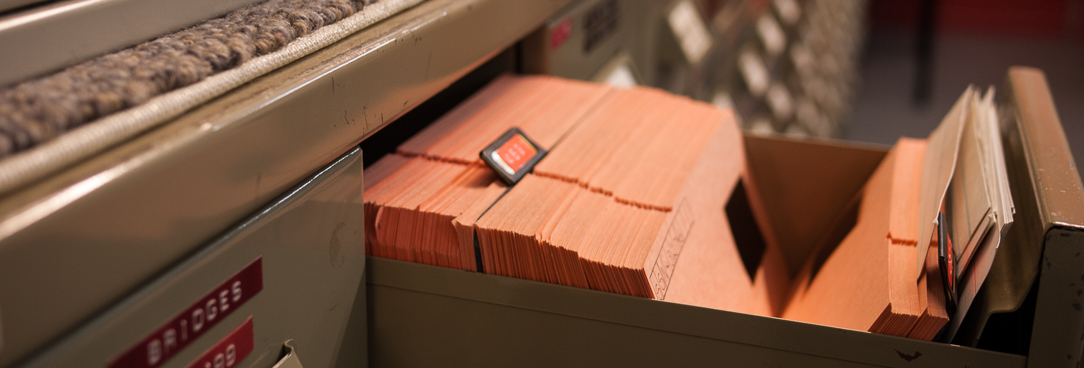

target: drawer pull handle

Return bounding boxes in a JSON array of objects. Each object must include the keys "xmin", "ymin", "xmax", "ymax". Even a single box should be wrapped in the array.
[{"xmin": 272, "ymin": 340, "xmax": 304, "ymax": 368}]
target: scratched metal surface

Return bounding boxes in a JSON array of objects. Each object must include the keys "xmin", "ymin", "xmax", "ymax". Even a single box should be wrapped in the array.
[
  {"xmin": 1028, "ymin": 228, "xmax": 1084, "ymax": 368},
  {"xmin": 1001, "ymin": 68, "xmax": 1084, "ymax": 368},
  {"xmin": 948, "ymin": 69, "xmax": 1084, "ymax": 364},
  {"xmin": 0, "ymin": 0, "xmax": 571, "ymax": 365}
]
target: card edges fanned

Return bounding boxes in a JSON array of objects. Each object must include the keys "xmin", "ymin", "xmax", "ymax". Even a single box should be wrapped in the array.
[{"xmin": 361, "ymin": 75, "xmax": 1007, "ymax": 342}]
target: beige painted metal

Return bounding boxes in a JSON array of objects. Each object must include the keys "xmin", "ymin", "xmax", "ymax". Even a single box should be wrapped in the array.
[
  {"xmin": 522, "ymin": 0, "xmax": 738, "ymax": 101},
  {"xmin": 522, "ymin": 0, "xmax": 650, "ymax": 83},
  {"xmin": 951, "ymin": 68, "xmax": 1084, "ymax": 356},
  {"xmin": 0, "ymin": 0, "xmax": 423, "ymax": 196},
  {"xmin": 1005, "ymin": 68, "xmax": 1084, "ymax": 229},
  {"xmin": 521, "ymin": 0, "xmax": 669, "ymax": 91},
  {"xmin": 0, "ymin": 0, "xmax": 571, "ymax": 366},
  {"xmin": 1000, "ymin": 67, "xmax": 1084, "ymax": 368},
  {"xmin": 0, "ymin": 0, "xmax": 264, "ymax": 87},
  {"xmin": 19, "ymin": 148, "xmax": 365, "ymax": 368},
  {"xmin": 367, "ymin": 257, "xmax": 1025, "ymax": 367},
  {"xmin": 1029, "ymin": 228, "xmax": 1084, "ymax": 368}
]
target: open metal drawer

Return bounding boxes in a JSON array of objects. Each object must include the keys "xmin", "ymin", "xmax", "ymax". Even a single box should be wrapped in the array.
[{"xmin": 365, "ymin": 68, "xmax": 1084, "ymax": 367}]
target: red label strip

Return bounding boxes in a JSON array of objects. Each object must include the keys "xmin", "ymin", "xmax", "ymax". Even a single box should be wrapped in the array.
[
  {"xmin": 110, "ymin": 258, "xmax": 264, "ymax": 368},
  {"xmin": 495, "ymin": 134, "xmax": 537, "ymax": 173},
  {"xmin": 550, "ymin": 18, "xmax": 573, "ymax": 49},
  {"xmin": 185, "ymin": 316, "xmax": 256, "ymax": 368}
]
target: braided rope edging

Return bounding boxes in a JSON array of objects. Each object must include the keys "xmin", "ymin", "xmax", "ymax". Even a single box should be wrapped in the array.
[{"xmin": 0, "ymin": 0, "xmax": 424, "ymax": 195}]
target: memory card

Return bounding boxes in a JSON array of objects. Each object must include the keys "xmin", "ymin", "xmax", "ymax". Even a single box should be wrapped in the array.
[{"xmin": 480, "ymin": 127, "xmax": 547, "ymax": 185}]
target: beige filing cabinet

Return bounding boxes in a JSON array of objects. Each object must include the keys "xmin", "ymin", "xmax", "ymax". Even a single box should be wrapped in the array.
[
  {"xmin": 0, "ymin": 0, "xmax": 577, "ymax": 367},
  {"xmin": 0, "ymin": 0, "xmax": 1080, "ymax": 366}
]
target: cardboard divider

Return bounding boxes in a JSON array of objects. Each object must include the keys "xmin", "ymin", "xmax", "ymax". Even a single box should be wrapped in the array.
[{"xmin": 742, "ymin": 135, "xmax": 887, "ymax": 277}]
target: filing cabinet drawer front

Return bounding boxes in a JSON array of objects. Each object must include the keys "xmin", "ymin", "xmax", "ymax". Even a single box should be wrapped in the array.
[
  {"xmin": 367, "ymin": 257, "xmax": 1026, "ymax": 368},
  {"xmin": 23, "ymin": 148, "xmax": 365, "ymax": 368}
]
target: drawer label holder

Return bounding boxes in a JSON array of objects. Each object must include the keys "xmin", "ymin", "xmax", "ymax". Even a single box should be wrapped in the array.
[
  {"xmin": 109, "ymin": 257, "xmax": 264, "ymax": 368},
  {"xmin": 185, "ymin": 316, "xmax": 255, "ymax": 368}
]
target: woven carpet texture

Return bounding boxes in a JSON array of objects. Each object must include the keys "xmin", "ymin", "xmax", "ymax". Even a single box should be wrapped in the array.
[{"xmin": 0, "ymin": 0, "xmax": 376, "ymax": 158}]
